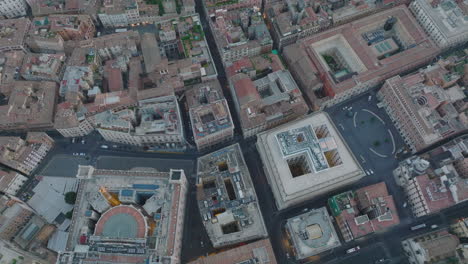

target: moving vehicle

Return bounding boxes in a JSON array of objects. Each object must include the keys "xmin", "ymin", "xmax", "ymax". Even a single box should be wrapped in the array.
[
  {"xmin": 431, "ymin": 225, "xmax": 438, "ymax": 229},
  {"xmin": 411, "ymin": 223, "xmax": 426, "ymax": 231},
  {"xmin": 346, "ymin": 246, "xmax": 360, "ymax": 254},
  {"xmin": 100, "ymin": 145, "xmax": 109, "ymax": 149}
]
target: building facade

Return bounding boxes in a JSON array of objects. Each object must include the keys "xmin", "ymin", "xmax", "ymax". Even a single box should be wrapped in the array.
[
  {"xmin": 186, "ymin": 80, "xmax": 234, "ymax": 150},
  {"xmin": 0, "ymin": 0, "xmax": 28, "ymax": 18},
  {"xmin": 410, "ymin": 0, "xmax": 468, "ymax": 50}
]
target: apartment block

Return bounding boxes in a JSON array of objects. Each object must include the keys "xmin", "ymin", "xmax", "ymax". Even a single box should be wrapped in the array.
[
  {"xmin": 140, "ymin": 15, "xmax": 217, "ymax": 92},
  {"xmin": 0, "ymin": 81, "xmax": 58, "ymax": 131},
  {"xmin": 0, "ymin": 195, "xmax": 35, "ymax": 241},
  {"xmin": 203, "ymin": 0, "xmax": 261, "ymax": 15},
  {"xmin": 0, "ymin": 50, "xmax": 26, "ymax": 95},
  {"xmin": 20, "ymin": 53, "xmax": 66, "ymax": 82},
  {"xmin": 211, "ymin": 8, "xmax": 272, "ymax": 64},
  {"xmin": 188, "ymin": 239, "xmax": 277, "ymax": 264},
  {"xmin": 328, "ymin": 182, "xmax": 400, "ymax": 242},
  {"xmin": 265, "ymin": 0, "xmax": 408, "ymax": 50},
  {"xmin": 196, "ymin": 144, "xmax": 268, "ymax": 248},
  {"xmin": 0, "ymin": 18, "xmax": 31, "ymax": 52},
  {"xmin": 98, "ymin": 0, "xmax": 196, "ymax": 28},
  {"xmin": 98, "ymin": 0, "xmax": 139, "ymax": 28},
  {"xmin": 26, "ymin": 0, "xmax": 100, "ymax": 16},
  {"xmin": 229, "ymin": 70, "xmax": 309, "ymax": 138},
  {"xmin": 80, "ymin": 31, "xmax": 140, "ymax": 61},
  {"xmin": 93, "ymin": 95, "xmax": 185, "ymax": 147},
  {"xmin": 0, "ymin": 0, "xmax": 28, "ymax": 18},
  {"xmin": 27, "ymin": 15, "xmax": 96, "ymax": 52},
  {"xmin": 410, "ymin": 0, "xmax": 468, "ymax": 50},
  {"xmin": 378, "ymin": 65, "xmax": 467, "ymax": 152},
  {"xmin": 402, "ymin": 229, "xmax": 462, "ymax": 264},
  {"xmin": 0, "ymin": 133, "xmax": 54, "ymax": 176},
  {"xmin": 0, "ymin": 170, "xmax": 28, "ymax": 196},
  {"xmin": 54, "ymin": 101, "xmax": 95, "ymax": 138},
  {"xmin": 394, "ymin": 137, "xmax": 468, "ymax": 217},
  {"xmin": 186, "ymin": 80, "xmax": 234, "ymax": 150}
]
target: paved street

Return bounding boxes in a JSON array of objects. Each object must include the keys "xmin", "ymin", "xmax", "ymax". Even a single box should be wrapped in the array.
[
  {"xmin": 39, "ymin": 154, "xmax": 91, "ymax": 177},
  {"xmin": 96, "ymin": 156, "xmax": 195, "ymax": 174}
]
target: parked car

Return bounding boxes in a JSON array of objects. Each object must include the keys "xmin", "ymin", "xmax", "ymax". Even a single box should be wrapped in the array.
[
  {"xmin": 431, "ymin": 225, "xmax": 438, "ymax": 229},
  {"xmin": 411, "ymin": 223, "xmax": 426, "ymax": 231},
  {"xmin": 346, "ymin": 246, "xmax": 360, "ymax": 254}
]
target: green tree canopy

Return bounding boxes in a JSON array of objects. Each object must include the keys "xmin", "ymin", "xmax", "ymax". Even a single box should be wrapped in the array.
[{"xmin": 64, "ymin": 192, "xmax": 77, "ymax": 204}]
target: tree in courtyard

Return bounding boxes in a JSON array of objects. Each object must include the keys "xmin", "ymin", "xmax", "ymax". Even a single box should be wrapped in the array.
[
  {"xmin": 65, "ymin": 210, "xmax": 74, "ymax": 219},
  {"xmin": 65, "ymin": 191, "xmax": 77, "ymax": 204}
]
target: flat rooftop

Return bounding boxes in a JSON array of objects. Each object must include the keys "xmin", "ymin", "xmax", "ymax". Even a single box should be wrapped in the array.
[
  {"xmin": 186, "ymin": 80, "xmax": 233, "ymax": 141},
  {"xmin": 257, "ymin": 112, "xmax": 364, "ymax": 209},
  {"xmin": 0, "ymin": 81, "xmax": 57, "ymax": 130},
  {"xmin": 414, "ymin": 0, "xmax": 468, "ymax": 39},
  {"xmin": 188, "ymin": 238, "xmax": 277, "ymax": 264},
  {"xmin": 196, "ymin": 143, "xmax": 268, "ymax": 248},
  {"xmin": 286, "ymin": 207, "xmax": 341, "ymax": 259},
  {"xmin": 0, "ymin": 18, "xmax": 30, "ymax": 51}
]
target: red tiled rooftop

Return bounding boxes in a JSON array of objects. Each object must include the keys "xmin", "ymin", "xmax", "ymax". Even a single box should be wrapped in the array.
[
  {"xmin": 339, "ymin": 182, "xmax": 400, "ymax": 240},
  {"xmin": 299, "ymin": 5, "xmax": 439, "ymax": 96},
  {"xmin": 226, "ymin": 58, "xmax": 254, "ymax": 77},
  {"xmin": 233, "ymin": 77, "xmax": 260, "ymax": 105},
  {"xmin": 416, "ymin": 174, "xmax": 455, "ymax": 213},
  {"xmin": 105, "ymin": 60, "xmax": 124, "ymax": 92}
]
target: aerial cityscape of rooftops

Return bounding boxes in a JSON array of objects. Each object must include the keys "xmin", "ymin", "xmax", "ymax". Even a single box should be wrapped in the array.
[{"xmin": 0, "ymin": 0, "xmax": 467, "ymax": 263}]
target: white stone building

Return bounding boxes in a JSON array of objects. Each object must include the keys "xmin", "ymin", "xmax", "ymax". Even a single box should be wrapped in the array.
[
  {"xmin": 410, "ymin": 0, "xmax": 468, "ymax": 50},
  {"xmin": 0, "ymin": 0, "xmax": 27, "ymax": 18}
]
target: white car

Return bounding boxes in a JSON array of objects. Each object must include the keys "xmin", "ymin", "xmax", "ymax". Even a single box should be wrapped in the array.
[
  {"xmin": 81, "ymin": 139, "xmax": 85, "ymax": 144},
  {"xmin": 431, "ymin": 225, "xmax": 438, "ymax": 229},
  {"xmin": 80, "ymin": 153, "xmax": 86, "ymax": 156},
  {"xmin": 72, "ymin": 153, "xmax": 78, "ymax": 156},
  {"xmin": 369, "ymin": 169, "xmax": 374, "ymax": 174},
  {"xmin": 346, "ymin": 246, "xmax": 360, "ymax": 254},
  {"xmin": 365, "ymin": 170, "xmax": 371, "ymax": 176}
]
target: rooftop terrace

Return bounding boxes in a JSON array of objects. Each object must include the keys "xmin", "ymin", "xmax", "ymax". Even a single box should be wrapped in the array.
[{"xmin": 196, "ymin": 144, "xmax": 267, "ymax": 247}]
